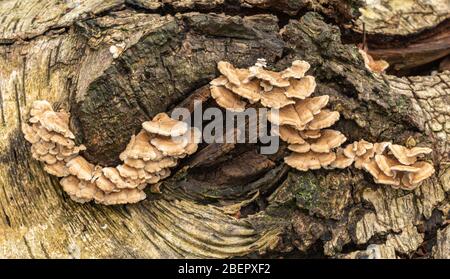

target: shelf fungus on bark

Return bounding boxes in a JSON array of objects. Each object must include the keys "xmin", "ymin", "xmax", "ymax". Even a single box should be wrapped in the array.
[
  {"xmin": 284, "ymin": 151, "xmax": 337, "ymax": 171},
  {"xmin": 22, "ymin": 100, "xmax": 199, "ymax": 205},
  {"xmin": 333, "ymin": 140, "xmax": 435, "ymax": 190},
  {"xmin": 358, "ymin": 49, "xmax": 389, "ymax": 74},
  {"xmin": 142, "ymin": 112, "xmax": 188, "ymax": 137},
  {"xmin": 210, "ymin": 85, "xmax": 247, "ymax": 112},
  {"xmin": 22, "ymin": 107, "xmax": 85, "ymax": 178},
  {"xmin": 260, "ymin": 88, "xmax": 296, "ymax": 109},
  {"xmin": 210, "ymin": 60, "xmax": 346, "ymax": 172},
  {"xmin": 210, "ymin": 59, "xmax": 317, "ymax": 111},
  {"xmin": 209, "ymin": 60, "xmax": 435, "ymax": 191}
]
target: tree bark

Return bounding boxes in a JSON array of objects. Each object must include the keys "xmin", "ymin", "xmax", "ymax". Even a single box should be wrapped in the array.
[{"xmin": 0, "ymin": 0, "xmax": 448, "ymax": 258}]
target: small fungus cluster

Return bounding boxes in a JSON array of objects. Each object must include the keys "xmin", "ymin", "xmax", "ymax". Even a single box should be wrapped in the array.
[
  {"xmin": 22, "ymin": 101, "xmax": 199, "ymax": 205},
  {"xmin": 210, "ymin": 60, "xmax": 435, "ymax": 190},
  {"xmin": 334, "ymin": 140, "xmax": 435, "ymax": 190},
  {"xmin": 358, "ymin": 49, "xmax": 389, "ymax": 74}
]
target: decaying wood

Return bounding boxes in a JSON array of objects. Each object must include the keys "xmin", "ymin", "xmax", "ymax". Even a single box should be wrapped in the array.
[
  {"xmin": 350, "ymin": 0, "xmax": 450, "ymax": 75},
  {"xmin": 354, "ymin": 0, "xmax": 449, "ymax": 36},
  {"xmin": 367, "ymin": 28, "xmax": 450, "ymax": 73},
  {"xmin": 433, "ymin": 226, "xmax": 450, "ymax": 259},
  {"xmin": 0, "ymin": 0, "xmax": 448, "ymax": 258}
]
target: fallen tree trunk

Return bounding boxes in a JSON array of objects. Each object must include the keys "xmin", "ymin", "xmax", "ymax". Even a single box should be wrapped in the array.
[{"xmin": 0, "ymin": 0, "xmax": 448, "ymax": 258}]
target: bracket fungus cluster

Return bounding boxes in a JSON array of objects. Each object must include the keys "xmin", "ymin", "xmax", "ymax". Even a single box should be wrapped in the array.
[
  {"xmin": 210, "ymin": 60, "xmax": 435, "ymax": 190},
  {"xmin": 334, "ymin": 140, "xmax": 435, "ymax": 190},
  {"xmin": 22, "ymin": 101, "xmax": 86, "ymax": 177},
  {"xmin": 22, "ymin": 101, "xmax": 199, "ymax": 205},
  {"xmin": 210, "ymin": 59, "xmax": 344, "ymax": 171}
]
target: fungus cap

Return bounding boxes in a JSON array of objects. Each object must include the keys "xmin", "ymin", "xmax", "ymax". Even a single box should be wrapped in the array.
[
  {"xmin": 36, "ymin": 125, "xmax": 53, "ymax": 141},
  {"xmin": 30, "ymin": 100, "xmax": 53, "ymax": 117},
  {"xmin": 210, "ymin": 85, "xmax": 247, "ymax": 112},
  {"xmin": 119, "ymin": 131, "xmax": 163, "ymax": 161},
  {"xmin": 39, "ymin": 110, "xmax": 75, "ymax": 139},
  {"xmin": 151, "ymin": 135, "xmax": 189, "ymax": 157},
  {"xmin": 260, "ymin": 80, "xmax": 273, "ymax": 92},
  {"xmin": 40, "ymin": 153, "xmax": 58, "ymax": 164},
  {"xmin": 330, "ymin": 149, "xmax": 354, "ymax": 169},
  {"xmin": 359, "ymin": 49, "xmax": 389, "ymax": 74},
  {"xmin": 260, "ymin": 87, "xmax": 295, "ymax": 109},
  {"xmin": 144, "ymin": 157, "xmax": 178, "ymax": 173},
  {"xmin": 22, "ymin": 123, "xmax": 40, "ymax": 144},
  {"xmin": 66, "ymin": 156, "xmax": 95, "ymax": 181},
  {"xmin": 281, "ymin": 60, "xmax": 310, "ymax": 79},
  {"xmin": 285, "ymin": 76, "xmax": 316, "ymax": 99},
  {"xmin": 60, "ymin": 176, "xmax": 83, "ymax": 199},
  {"xmin": 354, "ymin": 140, "xmax": 374, "ymax": 156},
  {"xmin": 102, "ymin": 167, "xmax": 142, "ymax": 189},
  {"xmin": 267, "ymin": 105, "xmax": 303, "ymax": 129},
  {"xmin": 117, "ymin": 164, "xmax": 141, "ymax": 180},
  {"xmin": 124, "ymin": 157, "xmax": 146, "ymax": 169},
  {"xmin": 373, "ymin": 142, "xmax": 390, "ymax": 155},
  {"xmin": 225, "ymin": 79, "xmax": 261, "ymax": 103},
  {"xmin": 288, "ymin": 143, "xmax": 310, "ymax": 153},
  {"xmin": 374, "ymin": 154, "xmax": 399, "ymax": 177},
  {"xmin": 217, "ymin": 61, "xmax": 251, "ymax": 86},
  {"xmin": 299, "ymin": 130, "xmax": 321, "ymax": 139},
  {"xmin": 49, "ymin": 133, "xmax": 75, "ymax": 148},
  {"xmin": 93, "ymin": 173, "xmax": 118, "ymax": 193},
  {"xmin": 284, "ymin": 151, "xmax": 336, "ymax": 171},
  {"xmin": 388, "ymin": 144, "xmax": 431, "ymax": 165},
  {"xmin": 407, "ymin": 147, "xmax": 433, "ymax": 157},
  {"xmin": 61, "ymin": 177, "xmax": 105, "ymax": 203},
  {"xmin": 408, "ymin": 161, "xmax": 435, "ymax": 184},
  {"xmin": 306, "ymin": 109, "xmax": 340, "ymax": 130},
  {"xmin": 390, "ymin": 165, "xmax": 421, "ymax": 173},
  {"xmin": 209, "ymin": 75, "xmax": 229, "ymax": 86},
  {"xmin": 142, "ymin": 112, "xmax": 188, "ymax": 137},
  {"xmin": 363, "ymin": 160, "xmax": 400, "ymax": 186},
  {"xmin": 274, "ymin": 125, "xmax": 306, "ymax": 144},
  {"xmin": 310, "ymin": 129, "xmax": 347, "ymax": 153},
  {"xmin": 182, "ymin": 127, "xmax": 202, "ymax": 156},
  {"xmin": 344, "ymin": 140, "xmax": 373, "ymax": 158},
  {"xmin": 59, "ymin": 145, "xmax": 86, "ymax": 158},
  {"xmin": 44, "ymin": 161, "xmax": 69, "ymax": 177},
  {"xmin": 101, "ymin": 189, "xmax": 146, "ymax": 205},
  {"xmin": 249, "ymin": 66, "xmax": 290, "ymax": 87},
  {"xmin": 293, "ymin": 95, "xmax": 329, "ymax": 126},
  {"xmin": 354, "ymin": 148, "xmax": 376, "ymax": 169},
  {"xmin": 31, "ymin": 140, "xmax": 54, "ymax": 156}
]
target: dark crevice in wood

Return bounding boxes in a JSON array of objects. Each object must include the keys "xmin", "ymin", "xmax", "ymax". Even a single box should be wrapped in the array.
[
  {"xmin": 13, "ymin": 83, "xmax": 22, "ymax": 128},
  {"xmin": 21, "ymin": 55, "xmax": 26, "ymax": 106},
  {"xmin": 413, "ymin": 209, "xmax": 445, "ymax": 258},
  {"xmin": 341, "ymin": 19, "xmax": 450, "ymax": 77}
]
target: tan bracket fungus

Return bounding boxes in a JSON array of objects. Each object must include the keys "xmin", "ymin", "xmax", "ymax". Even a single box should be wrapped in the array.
[
  {"xmin": 210, "ymin": 59, "xmax": 345, "ymax": 172},
  {"xmin": 333, "ymin": 140, "xmax": 435, "ymax": 190},
  {"xmin": 358, "ymin": 49, "xmax": 389, "ymax": 74},
  {"xmin": 22, "ymin": 101, "xmax": 199, "ymax": 205},
  {"xmin": 209, "ymin": 59, "xmax": 435, "ymax": 190}
]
